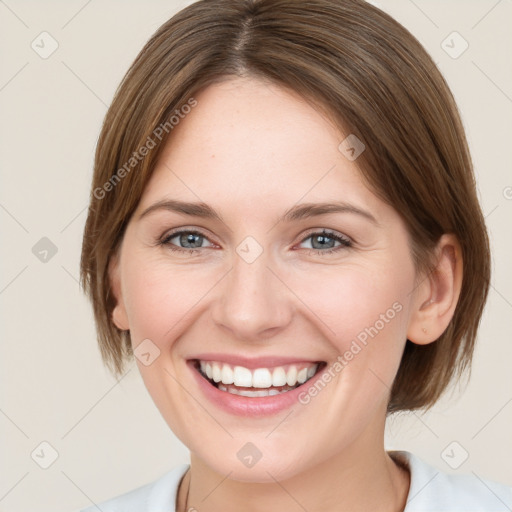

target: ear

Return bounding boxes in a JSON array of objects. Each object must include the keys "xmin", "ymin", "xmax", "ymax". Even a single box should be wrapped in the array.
[
  {"xmin": 109, "ymin": 251, "xmax": 130, "ymax": 331},
  {"xmin": 407, "ymin": 234, "xmax": 463, "ymax": 345}
]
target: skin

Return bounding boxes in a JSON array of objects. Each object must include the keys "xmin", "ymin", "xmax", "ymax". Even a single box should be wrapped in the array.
[{"xmin": 110, "ymin": 76, "xmax": 462, "ymax": 512}]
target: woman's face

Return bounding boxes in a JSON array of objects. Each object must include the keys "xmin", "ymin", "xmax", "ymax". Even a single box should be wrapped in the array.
[{"xmin": 111, "ymin": 77, "xmax": 422, "ymax": 482}]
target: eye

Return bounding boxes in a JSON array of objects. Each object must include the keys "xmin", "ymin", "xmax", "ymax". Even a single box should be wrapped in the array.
[
  {"xmin": 158, "ymin": 228, "xmax": 352, "ymax": 256},
  {"xmin": 298, "ymin": 229, "xmax": 352, "ymax": 255},
  {"xmin": 159, "ymin": 229, "xmax": 214, "ymax": 254}
]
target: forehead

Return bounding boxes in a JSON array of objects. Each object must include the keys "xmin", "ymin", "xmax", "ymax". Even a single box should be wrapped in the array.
[{"xmin": 138, "ymin": 77, "xmax": 382, "ymax": 218}]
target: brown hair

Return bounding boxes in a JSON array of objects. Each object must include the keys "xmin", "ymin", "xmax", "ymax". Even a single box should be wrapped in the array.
[{"xmin": 80, "ymin": 0, "xmax": 490, "ymax": 413}]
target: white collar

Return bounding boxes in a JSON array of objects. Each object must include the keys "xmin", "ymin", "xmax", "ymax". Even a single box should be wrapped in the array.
[
  {"xmin": 81, "ymin": 451, "xmax": 512, "ymax": 511},
  {"xmin": 390, "ymin": 450, "xmax": 511, "ymax": 511}
]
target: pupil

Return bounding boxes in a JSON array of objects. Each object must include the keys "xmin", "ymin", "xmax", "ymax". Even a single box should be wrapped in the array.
[
  {"xmin": 313, "ymin": 234, "xmax": 333, "ymax": 249},
  {"xmin": 182, "ymin": 233, "xmax": 201, "ymax": 248}
]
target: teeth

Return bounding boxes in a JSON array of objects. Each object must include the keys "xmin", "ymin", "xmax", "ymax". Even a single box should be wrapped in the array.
[
  {"xmin": 272, "ymin": 367, "xmax": 287, "ymax": 387},
  {"xmin": 252, "ymin": 368, "xmax": 272, "ymax": 388},
  {"xmin": 199, "ymin": 360, "xmax": 320, "ymax": 391},
  {"xmin": 212, "ymin": 363, "xmax": 222, "ymax": 383},
  {"xmin": 286, "ymin": 366, "xmax": 297, "ymax": 386},
  {"xmin": 233, "ymin": 366, "xmax": 253, "ymax": 387},
  {"xmin": 221, "ymin": 364, "xmax": 234, "ymax": 384},
  {"xmin": 218, "ymin": 384, "xmax": 290, "ymax": 397},
  {"xmin": 297, "ymin": 368, "xmax": 308, "ymax": 384}
]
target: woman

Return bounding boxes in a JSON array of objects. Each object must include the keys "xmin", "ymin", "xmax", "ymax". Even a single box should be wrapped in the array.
[{"xmin": 78, "ymin": 0, "xmax": 511, "ymax": 510}]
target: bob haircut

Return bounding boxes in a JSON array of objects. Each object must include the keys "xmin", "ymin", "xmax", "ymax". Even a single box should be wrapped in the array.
[{"xmin": 80, "ymin": 0, "xmax": 490, "ymax": 413}]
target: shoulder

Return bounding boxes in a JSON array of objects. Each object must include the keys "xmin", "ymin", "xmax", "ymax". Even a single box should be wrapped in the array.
[
  {"xmin": 389, "ymin": 450, "xmax": 512, "ymax": 512},
  {"xmin": 76, "ymin": 464, "xmax": 189, "ymax": 512}
]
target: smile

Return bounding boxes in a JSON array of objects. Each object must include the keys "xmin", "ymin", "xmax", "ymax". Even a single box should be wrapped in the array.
[{"xmin": 194, "ymin": 360, "xmax": 325, "ymax": 397}]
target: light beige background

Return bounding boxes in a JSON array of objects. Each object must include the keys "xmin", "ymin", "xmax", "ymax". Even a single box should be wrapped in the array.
[{"xmin": 0, "ymin": 1, "xmax": 511, "ymax": 511}]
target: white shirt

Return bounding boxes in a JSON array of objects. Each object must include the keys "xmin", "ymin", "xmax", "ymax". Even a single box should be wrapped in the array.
[{"xmin": 75, "ymin": 451, "xmax": 512, "ymax": 511}]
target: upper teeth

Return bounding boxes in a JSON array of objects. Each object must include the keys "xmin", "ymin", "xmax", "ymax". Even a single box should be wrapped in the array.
[{"xmin": 199, "ymin": 361, "xmax": 318, "ymax": 388}]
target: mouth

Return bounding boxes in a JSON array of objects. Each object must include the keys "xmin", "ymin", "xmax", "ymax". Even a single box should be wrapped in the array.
[{"xmin": 191, "ymin": 359, "xmax": 327, "ymax": 398}]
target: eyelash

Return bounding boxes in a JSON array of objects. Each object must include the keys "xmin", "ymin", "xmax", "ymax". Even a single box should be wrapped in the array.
[{"xmin": 158, "ymin": 228, "xmax": 352, "ymax": 256}]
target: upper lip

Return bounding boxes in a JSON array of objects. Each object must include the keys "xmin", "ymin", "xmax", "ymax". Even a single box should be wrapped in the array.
[{"xmin": 188, "ymin": 353, "xmax": 324, "ymax": 369}]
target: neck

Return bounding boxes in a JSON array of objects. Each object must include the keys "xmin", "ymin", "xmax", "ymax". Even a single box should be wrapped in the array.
[{"xmin": 177, "ymin": 421, "xmax": 410, "ymax": 512}]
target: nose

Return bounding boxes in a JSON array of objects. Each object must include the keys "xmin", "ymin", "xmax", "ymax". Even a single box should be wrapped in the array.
[{"xmin": 210, "ymin": 246, "xmax": 293, "ymax": 341}]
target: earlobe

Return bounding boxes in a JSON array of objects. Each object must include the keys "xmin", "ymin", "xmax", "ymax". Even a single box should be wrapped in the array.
[
  {"xmin": 407, "ymin": 234, "xmax": 463, "ymax": 345},
  {"xmin": 112, "ymin": 302, "xmax": 129, "ymax": 331},
  {"xmin": 109, "ymin": 253, "xmax": 130, "ymax": 331}
]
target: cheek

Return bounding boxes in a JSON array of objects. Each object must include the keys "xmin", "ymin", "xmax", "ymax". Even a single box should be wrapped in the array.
[
  {"xmin": 288, "ymin": 258, "xmax": 415, "ymax": 408},
  {"xmin": 289, "ymin": 264, "xmax": 414, "ymax": 431},
  {"xmin": 292, "ymin": 262, "xmax": 413, "ymax": 345},
  {"xmin": 119, "ymin": 258, "xmax": 217, "ymax": 431},
  {"xmin": 120, "ymin": 257, "xmax": 220, "ymax": 344}
]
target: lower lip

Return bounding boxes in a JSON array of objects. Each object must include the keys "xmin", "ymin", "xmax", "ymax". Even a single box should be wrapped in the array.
[{"xmin": 188, "ymin": 361, "xmax": 321, "ymax": 416}]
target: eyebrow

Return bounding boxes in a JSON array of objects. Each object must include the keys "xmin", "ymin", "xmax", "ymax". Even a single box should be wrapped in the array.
[{"xmin": 138, "ymin": 199, "xmax": 379, "ymax": 226}]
